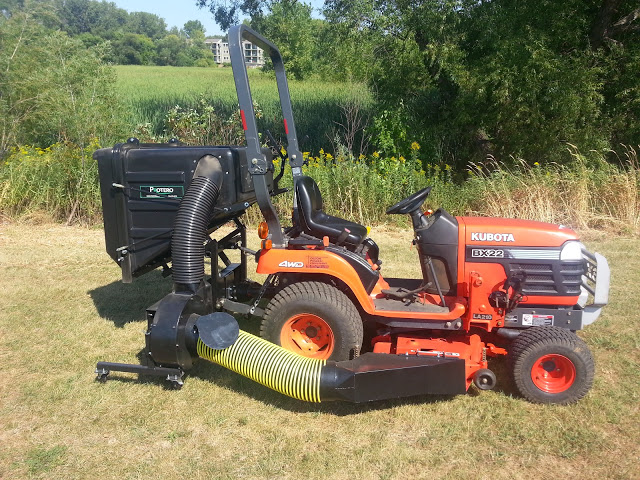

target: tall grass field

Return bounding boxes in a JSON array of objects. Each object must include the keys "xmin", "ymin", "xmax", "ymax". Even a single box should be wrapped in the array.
[
  {"xmin": 0, "ymin": 65, "xmax": 638, "ymax": 233},
  {"xmin": 0, "ymin": 224, "xmax": 637, "ymax": 479},
  {"xmin": 114, "ymin": 65, "xmax": 373, "ymax": 154}
]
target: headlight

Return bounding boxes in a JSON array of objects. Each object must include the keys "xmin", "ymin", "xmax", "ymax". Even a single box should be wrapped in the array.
[{"xmin": 560, "ymin": 241, "xmax": 583, "ymax": 261}]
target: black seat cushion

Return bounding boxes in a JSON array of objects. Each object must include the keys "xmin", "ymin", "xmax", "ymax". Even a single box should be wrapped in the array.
[{"xmin": 295, "ymin": 176, "xmax": 367, "ymax": 247}]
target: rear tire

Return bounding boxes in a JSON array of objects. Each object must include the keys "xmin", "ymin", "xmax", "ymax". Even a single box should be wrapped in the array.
[
  {"xmin": 508, "ymin": 326, "xmax": 594, "ymax": 404},
  {"xmin": 260, "ymin": 281, "xmax": 363, "ymax": 361}
]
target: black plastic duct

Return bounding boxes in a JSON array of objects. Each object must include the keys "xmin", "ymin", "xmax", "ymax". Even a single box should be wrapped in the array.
[{"xmin": 171, "ymin": 155, "xmax": 223, "ymax": 293}]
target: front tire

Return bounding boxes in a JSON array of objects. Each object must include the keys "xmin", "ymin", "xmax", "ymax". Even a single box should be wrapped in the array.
[
  {"xmin": 508, "ymin": 326, "xmax": 594, "ymax": 404},
  {"xmin": 260, "ymin": 281, "xmax": 363, "ymax": 361}
]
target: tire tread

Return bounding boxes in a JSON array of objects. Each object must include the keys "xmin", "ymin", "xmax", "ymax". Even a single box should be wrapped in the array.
[
  {"xmin": 260, "ymin": 281, "xmax": 363, "ymax": 361},
  {"xmin": 508, "ymin": 326, "xmax": 594, "ymax": 404}
]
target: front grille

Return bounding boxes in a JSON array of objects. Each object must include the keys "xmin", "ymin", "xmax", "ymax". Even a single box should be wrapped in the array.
[{"xmin": 508, "ymin": 260, "xmax": 585, "ymax": 296}]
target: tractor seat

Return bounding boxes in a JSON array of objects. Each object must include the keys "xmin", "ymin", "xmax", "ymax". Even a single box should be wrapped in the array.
[{"xmin": 295, "ymin": 176, "xmax": 368, "ymax": 248}]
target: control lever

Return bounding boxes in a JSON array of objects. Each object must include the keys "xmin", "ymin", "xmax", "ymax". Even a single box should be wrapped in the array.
[{"xmin": 335, "ymin": 228, "xmax": 351, "ymax": 246}]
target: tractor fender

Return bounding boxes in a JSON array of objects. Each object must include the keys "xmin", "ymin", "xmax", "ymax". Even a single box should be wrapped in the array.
[{"xmin": 256, "ymin": 248, "xmax": 376, "ymax": 312}]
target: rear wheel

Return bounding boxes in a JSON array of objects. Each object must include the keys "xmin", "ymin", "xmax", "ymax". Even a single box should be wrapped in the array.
[
  {"xmin": 508, "ymin": 326, "xmax": 594, "ymax": 404},
  {"xmin": 261, "ymin": 281, "xmax": 363, "ymax": 361}
]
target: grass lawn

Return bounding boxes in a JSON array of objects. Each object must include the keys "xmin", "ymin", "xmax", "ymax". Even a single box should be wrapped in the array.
[{"xmin": 0, "ymin": 223, "xmax": 638, "ymax": 479}]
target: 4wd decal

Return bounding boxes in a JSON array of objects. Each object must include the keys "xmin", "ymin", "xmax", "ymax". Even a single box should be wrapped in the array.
[
  {"xmin": 278, "ymin": 260, "xmax": 304, "ymax": 268},
  {"xmin": 471, "ymin": 232, "xmax": 515, "ymax": 242},
  {"xmin": 140, "ymin": 185, "xmax": 184, "ymax": 199}
]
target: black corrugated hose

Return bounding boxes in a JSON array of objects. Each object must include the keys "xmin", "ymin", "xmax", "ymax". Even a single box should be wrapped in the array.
[{"xmin": 171, "ymin": 155, "xmax": 223, "ymax": 293}]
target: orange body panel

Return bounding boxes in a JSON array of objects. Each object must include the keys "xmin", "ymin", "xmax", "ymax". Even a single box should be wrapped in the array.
[
  {"xmin": 257, "ymin": 248, "xmax": 375, "ymax": 310},
  {"xmin": 258, "ymin": 215, "xmax": 582, "ymax": 330},
  {"xmin": 455, "ymin": 216, "xmax": 581, "ymax": 330},
  {"xmin": 457, "ymin": 216, "xmax": 579, "ymax": 247},
  {"xmin": 257, "ymin": 247, "xmax": 466, "ymax": 319}
]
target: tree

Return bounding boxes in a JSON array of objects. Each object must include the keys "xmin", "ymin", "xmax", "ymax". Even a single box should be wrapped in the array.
[
  {"xmin": 126, "ymin": 11, "xmax": 167, "ymax": 40},
  {"xmin": 54, "ymin": 0, "xmax": 128, "ymax": 38},
  {"xmin": 113, "ymin": 33, "xmax": 157, "ymax": 65},
  {"xmin": 0, "ymin": 5, "xmax": 124, "ymax": 150},
  {"xmin": 183, "ymin": 19, "xmax": 206, "ymax": 38},
  {"xmin": 323, "ymin": 0, "xmax": 640, "ymax": 165},
  {"xmin": 590, "ymin": 0, "xmax": 640, "ymax": 49},
  {"xmin": 196, "ymin": 0, "xmax": 268, "ymax": 30},
  {"xmin": 251, "ymin": 0, "xmax": 315, "ymax": 79},
  {"xmin": 0, "ymin": 0, "xmax": 24, "ymax": 15},
  {"xmin": 155, "ymin": 34, "xmax": 188, "ymax": 66}
]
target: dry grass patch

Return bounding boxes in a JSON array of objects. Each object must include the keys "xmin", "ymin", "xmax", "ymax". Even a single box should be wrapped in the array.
[{"xmin": 0, "ymin": 224, "xmax": 638, "ymax": 480}]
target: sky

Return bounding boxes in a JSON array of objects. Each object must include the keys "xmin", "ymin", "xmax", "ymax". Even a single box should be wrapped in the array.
[{"xmin": 110, "ymin": 0, "xmax": 325, "ymax": 37}]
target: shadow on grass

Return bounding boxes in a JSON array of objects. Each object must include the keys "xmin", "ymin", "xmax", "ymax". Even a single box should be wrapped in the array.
[
  {"xmin": 95, "ymin": 341, "xmax": 522, "ymax": 414},
  {"xmin": 88, "ymin": 270, "xmax": 172, "ymax": 327}
]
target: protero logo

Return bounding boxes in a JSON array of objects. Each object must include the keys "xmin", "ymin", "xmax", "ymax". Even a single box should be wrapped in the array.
[
  {"xmin": 141, "ymin": 185, "xmax": 184, "ymax": 199},
  {"xmin": 149, "ymin": 186, "xmax": 174, "ymax": 194}
]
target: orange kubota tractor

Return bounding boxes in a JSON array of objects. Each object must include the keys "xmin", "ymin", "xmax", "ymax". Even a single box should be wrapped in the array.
[{"xmin": 94, "ymin": 26, "xmax": 609, "ymax": 405}]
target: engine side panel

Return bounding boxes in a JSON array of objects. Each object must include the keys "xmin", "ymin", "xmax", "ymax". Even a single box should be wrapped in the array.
[{"xmin": 457, "ymin": 217, "xmax": 584, "ymax": 330}]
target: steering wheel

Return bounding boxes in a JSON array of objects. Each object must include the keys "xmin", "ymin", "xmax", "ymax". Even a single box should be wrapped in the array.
[{"xmin": 386, "ymin": 187, "xmax": 432, "ymax": 215}]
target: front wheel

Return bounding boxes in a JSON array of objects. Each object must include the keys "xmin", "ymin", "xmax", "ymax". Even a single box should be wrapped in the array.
[
  {"xmin": 508, "ymin": 326, "xmax": 594, "ymax": 404},
  {"xmin": 260, "ymin": 281, "xmax": 363, "ymax": 361}
]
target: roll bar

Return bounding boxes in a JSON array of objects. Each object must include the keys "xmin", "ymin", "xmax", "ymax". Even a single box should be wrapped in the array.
[{"xmin": 228, "ymin": 25, "xmax": 304, "ymax": 246}]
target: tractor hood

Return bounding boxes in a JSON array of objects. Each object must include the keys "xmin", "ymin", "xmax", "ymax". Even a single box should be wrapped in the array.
[{"xmin": 457, "ymin": 217, "xmax": 579, "ymax": 248}]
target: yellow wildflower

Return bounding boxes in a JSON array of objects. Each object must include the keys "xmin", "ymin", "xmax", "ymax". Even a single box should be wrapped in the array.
[
  {"xmin": 372, "ymin": 151, "xmax": 380, "ymax": 158},
  {"xmin": 411, "ymin": 141, "xmax": 420, "ymax": 151}
]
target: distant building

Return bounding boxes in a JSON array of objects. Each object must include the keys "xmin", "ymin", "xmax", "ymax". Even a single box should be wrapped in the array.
[{"xmin": 204, "ymin": 38, "xmax": 265, "ymax": 67}]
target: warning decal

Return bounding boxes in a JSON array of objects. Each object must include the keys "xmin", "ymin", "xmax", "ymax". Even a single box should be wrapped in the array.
[{"xmin": 308, "ymin": 256, "xmax": 329, "ymax": 269}]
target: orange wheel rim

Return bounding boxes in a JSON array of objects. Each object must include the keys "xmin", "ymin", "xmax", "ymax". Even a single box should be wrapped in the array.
[
  {"xmin": 280, "ymin": 313, "xmax": 335, "ymax": 360},
  {"xmin": 531, "ymin": 354, "xmax": 576, "ymax": 393}
]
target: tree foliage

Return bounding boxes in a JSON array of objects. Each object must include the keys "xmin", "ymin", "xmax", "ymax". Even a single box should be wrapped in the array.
[
  {"xmin": 43, "ymin": 0, "xmax": 216, "ymax": 67},
  {"xmin": 322, "ymin": 0, "xmax": 640, "ymax": 166},
  {"xmin": 251, "ymin": 0, "xmax": 316, "ymax": 79},
  {"xmin": 0, "ymin": 2, "xmax": 125, "ymax": 151}
]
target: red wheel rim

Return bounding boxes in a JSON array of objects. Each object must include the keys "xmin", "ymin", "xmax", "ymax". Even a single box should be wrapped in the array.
[
  {"xmin": 531, "ymin": 354, "xmax": 576, "ymax": 393},
  {"xmin": 280, "ymin": 313, "xmax": 335, "ymax": 360}
]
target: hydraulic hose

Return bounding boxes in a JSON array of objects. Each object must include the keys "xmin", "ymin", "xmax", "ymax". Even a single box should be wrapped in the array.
[{"xmin": 171, "ymin": 155, "xmax": 223, "ymax": 293}]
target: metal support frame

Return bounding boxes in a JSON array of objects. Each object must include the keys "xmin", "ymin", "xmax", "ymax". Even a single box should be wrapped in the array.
[{"xmin": 228, "ymin": 25, "xmax": 303, "ymax": 247}]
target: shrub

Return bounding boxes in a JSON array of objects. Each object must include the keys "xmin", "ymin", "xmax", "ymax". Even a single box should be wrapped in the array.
[
  {"xmin": 0, "ymin": 141, "xmax": 102, "ymax": 224},
  {"xmin": 0, "ymin": 7, "xmax": 127, "ymax": 152}
]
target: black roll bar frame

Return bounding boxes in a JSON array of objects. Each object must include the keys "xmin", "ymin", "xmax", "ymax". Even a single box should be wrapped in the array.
[{"xmin": 228, "ymin": 25, "xmax": 303, "ymax": 247}]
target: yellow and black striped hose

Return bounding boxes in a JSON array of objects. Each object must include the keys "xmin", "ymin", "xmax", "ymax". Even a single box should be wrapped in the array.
[{"xmin": 197, "ymin": 330, "xmax": 326, "ymax": 403}]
